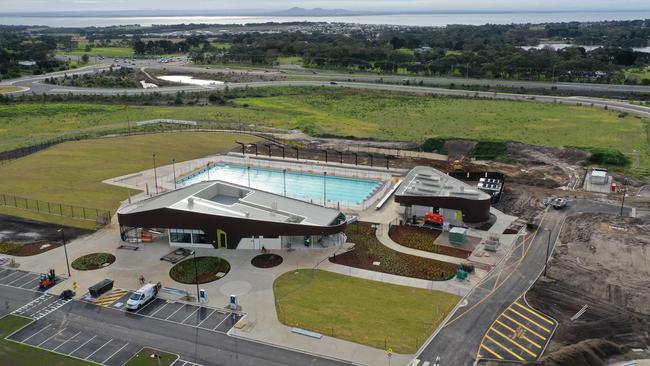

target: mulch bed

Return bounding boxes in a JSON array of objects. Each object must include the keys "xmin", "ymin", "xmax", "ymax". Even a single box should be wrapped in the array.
[
  {"xmin": 251, "ymin": 253, "xmax": 283, "ymax": 268},
  {"xmin": 0, "ymin": 241, "xmax": 63, "ymax": 256},
  {"xmin": 388, "ymin": 225, "xmax": 472, "ymax": 259},
  {"xmin": 169, "ymin": 256, "xmax": 230, "ymax": 284},
  {"xmin": 331, "ymin": 222, "xmax": 458, "ymax": 281},
  {"xmin": 71, "ymin": 252, "xmax": 116, "ymax": 271}
]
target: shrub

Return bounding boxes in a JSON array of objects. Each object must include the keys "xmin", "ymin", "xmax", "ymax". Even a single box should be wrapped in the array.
[
  {"xmin": 472, "ymin": 140, "xmax": 508, "ymax": 160},
  {"xmin": 587, "ymin": 148, "xmax": 630, "ymax": 166},
  {"xmin": 420, "ymin": 137, "xmax": 448, "ymax": 153}
]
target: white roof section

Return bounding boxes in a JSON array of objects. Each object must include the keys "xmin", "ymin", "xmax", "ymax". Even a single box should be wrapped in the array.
[
  {"xmin": 591, "ymin": 169, "xmax": 608, "ymax": 177},
  {"xmin": 118, "ymin": 180, "xmax": 342, "ymax": 226},
  {"xmin": 396, "ymin": 166, "xmax": 491, "ymax": 201}
]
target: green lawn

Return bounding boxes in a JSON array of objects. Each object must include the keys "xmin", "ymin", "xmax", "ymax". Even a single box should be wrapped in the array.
[
  {"xmin": 624, "ymin": 66, "xmax": 650, "ymax": 83},
  {"xmin": 274, "ymin": 269, "xmax": 460, "ymax": 353},
  {"xmin": 0, "ymin": 132, "xmax": 257, "ymax": 228},
  {"xmin": 124, "ymin": 347, "xmax": 177, "ymax": 366},
  {"xmin": 0, "ymin": 315, "xmax": 93, "ymax": 366},
  {"xmin": 277, "ymin": 56, "xmax": 303, "ymax": 65}
]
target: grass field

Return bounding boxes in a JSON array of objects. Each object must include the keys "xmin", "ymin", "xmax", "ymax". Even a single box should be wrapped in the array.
[
  {"xmin": 0, "ymin": 86, "xmax": 21, "ymax": 94},
  {"xmin": 277, "ymin": 56, "xmax": 303, "ymax": 65},
  {"xmin": 1, "ymin": 88, "xmax": 647, "ymax": 172},
  {"xmin": 0, "ymin": 132, "xmax": 257, "ymax": 228},
  {"xmin": 0, "ymin": 315, "xmax": 93, "ymax": 366},
  {"xmin": 57, "ymin": 46, "xmax": 135, "ymax": 58},
  {"xmin": 274, "ymin": 269, "xmax": 460, "ymax": 353},
  {"xmin": 124, "ymin": 347, "xmax": 177, "ymax": 366}
]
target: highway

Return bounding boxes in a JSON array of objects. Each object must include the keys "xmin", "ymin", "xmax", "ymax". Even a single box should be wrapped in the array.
[{"xmin": 413, "ymin": 200, "xmax": 631, "ymax": 366}]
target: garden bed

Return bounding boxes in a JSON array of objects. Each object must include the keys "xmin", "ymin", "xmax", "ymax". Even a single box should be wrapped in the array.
[
  {"xmin": 169, "ymin": 256, "xmax": 230, "ymax": 284},
  {"xmin": 71, "ymin": 253, "xmax": 115, "ymax": 271},
  {"xmin": 388, "ymin": 225, "xmax": 472, "ymax": 259},
  {"xmin": 331, "ymin": 222, "xmax": 458, "ymax": 281},
  {"xmin": 251, "ymin": 253, "xmax": 283, "ymax": 268}
]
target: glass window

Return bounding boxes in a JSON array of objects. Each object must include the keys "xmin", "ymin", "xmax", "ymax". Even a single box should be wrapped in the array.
[
  {"xmin": 192, "ymin": 229, "xmax": 207, "ymax": 244},
  {"xmin": 170, "ymin": 228, "xmax": 192, "ymax": 243}
]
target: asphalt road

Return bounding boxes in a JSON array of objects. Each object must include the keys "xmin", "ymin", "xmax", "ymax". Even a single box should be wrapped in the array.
[
  {"xmin": 0, "ymin": 285, "xmax": 352, "ymax": 366},
  {"xmin": 415, "ymin": 200, "xmax": 631, "ymax": 366}
]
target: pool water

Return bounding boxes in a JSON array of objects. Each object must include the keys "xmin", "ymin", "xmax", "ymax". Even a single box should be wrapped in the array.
[{"xmin": 178, "ymin": 164, "xmax": 382, "ymax": 206}]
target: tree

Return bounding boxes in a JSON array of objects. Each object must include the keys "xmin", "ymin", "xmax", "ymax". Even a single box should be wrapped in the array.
[
  {"xmin": 390, "ymin": 37, "xmax": 406, "ymax": 50},
  {"xmin": 81, "ymin": 54, "xmax": 90, "ymax": 64}
]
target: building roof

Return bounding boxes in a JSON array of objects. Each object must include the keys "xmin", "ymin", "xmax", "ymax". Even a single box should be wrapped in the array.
[
  {"xmin": 396, "ymin": 166, "xmax": 491, "ymax": 201},
  {"xmin": 591, "ymin": 169, "xmax": 608, "ymax": 177},
  {"xmin": 118, "ymin": 180, "xmax": 343, "ymax": 227}
]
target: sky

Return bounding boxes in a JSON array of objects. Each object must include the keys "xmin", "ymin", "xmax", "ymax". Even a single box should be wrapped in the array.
[{"xmin": 1, "ymin": 0, "xmax": 649, "ymax": 13}]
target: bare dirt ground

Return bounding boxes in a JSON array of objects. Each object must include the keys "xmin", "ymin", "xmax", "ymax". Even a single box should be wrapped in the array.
[
  {"xmin": 0, "ymin": 214, "xmax": 92, "ymax": 256},
  {"xmin": 526, "ymin": 213, "xmax": 650, "ymax": 365}
]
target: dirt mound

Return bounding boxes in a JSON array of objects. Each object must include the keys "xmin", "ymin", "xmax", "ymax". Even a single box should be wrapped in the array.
[
  {"xmin": 444, "ymin": 139, "xmax": 477, "ymax": 161},
  {"xmin": 530, "ymin": 339, "xmax": 622, "ymax": 366},
  {"xmin": 493, "ymin": 186, "xmax": 545, "ymax": 221},
  {"xmin": 507, "ymin": 142, "xmax": 589, "ymax": 165}
]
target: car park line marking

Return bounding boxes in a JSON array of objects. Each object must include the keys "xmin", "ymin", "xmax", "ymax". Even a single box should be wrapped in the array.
[
  {"xmin": 196, "ymin": 309, "xmax": 216, "ymax": 327},
  {"xmin": 181, "ymin": 307, "xmax": 201, "ymax": 324},
  {"xmin": 213, "ymin": 313, "xmax": 232, "ymax": 330},
  {"xmin": 71, "ymin": 335, "xmax": 96, "ymax": 355},
  {"xmin": 3, "ymin": 271, "xmax": 27, "ymax": 283},
  {"xmin": 408, "ymin": 359, "xmax": 420, "ymax": 366},
  {"xmin": 86, "ymin": 338, "xmax": 113, "ymax": 360},
  {"xmin": 135, "ymin": 298, "xmax": 159, "ymax": 314},
  {"xmin": 103, "ymin": 342, "xmax": 129, "ymax": 364},
  {"xmin": 149, "ymin": 302, "xmax": 171, "ymax": 317},
  {"xmin": 490, "ymin": 327, "xmax": 537, "ymax": 357},
  {"xmin": 90, "ymin": 289, "xmax": 129, "ymax": 307},
  {"xmin": 38, "ymin": 327, "xmax": 66, "ymax": 347},
  {"xmin": 485, "ymin": 335, "xmax": 525, "ymax": 361},
  {"xmin": 6, "ymin": 272, "xmax": 34, "ymax": 285},
  {"xmin": 507, "ymin": 308, "xmax": 551, "ymax": 332},
  {"xmin": 22, "ymin": 323, "xmax": 52, "ymax": 342},
  {"xmin": 501, "ymin": 313, "xmax": 546, "ymax": 340},
  {"xmin": 53, "ymin": 331, "xmax": 82, "ymax": 351},
  {"xmin": 480, "ymin": 344, "xmax": 503, "ymax": 359},
  {"xmin": 495, "ymin": 319, "xmax": 516, "ymax": 333},
  {"xmin": 513, "ymin": 302, "xmax": 555, "ymax": 325},
  {"xmin": 166, "ymin": 305, "xmax": 185, "ymax": 320}
]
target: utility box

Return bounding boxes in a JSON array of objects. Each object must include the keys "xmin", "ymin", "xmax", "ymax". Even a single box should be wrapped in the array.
[
  {"xmin": 449, "ymin": 227, "xmax": 468, "ymax": 245},
  {"xmin": 89, "ymin": 279, "xmax": 113, "ymax": 298},
  {"xmin": 229, "ymin": 294, "xmax": 237, "ymax": 310},
  {"xmin": 484, "ymin": 234, "xmax": 500, "ymax": 252},
  {"xmin": 199, "ymin": 289, "xmax": 207, "ymax": 303}
]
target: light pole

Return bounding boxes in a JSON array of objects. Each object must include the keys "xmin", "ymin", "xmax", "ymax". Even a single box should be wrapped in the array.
[
  {"xmin": 323, "ymin": 172, "xmax": 327, "ymax": 206},
  {"xmin": 283, "ymin": 169, "xmax": 287, "ymax": 197},
  {"xmin": 206, "ymin": 162, "xmax": 211, "ymax": 181},
  {"xmin": 247, "ymin": 166, "xmax": 251, "ymax": 187},
  {"xmin": 57, "ymin": 228, "xmax": 71, "ymax": 277},
  {"xmin": 152, "ymin": 153, "xmax": 159, "ymax": 194},
  {"xmin": 620, "ymin": 178, "xmax": 628, "ymax": 216},
  {"xmin": 190, "ymin": 251, "xmax": 200, "ymax": 303},
  {"xmin": 172, "ymin": 159, "xmax": 177, "ymax": 190}
]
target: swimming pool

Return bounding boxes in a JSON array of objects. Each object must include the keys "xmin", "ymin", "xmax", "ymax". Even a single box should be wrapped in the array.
[{"xmin": 178, "ymin": 164, "xmax": 382, "ymax": 206}]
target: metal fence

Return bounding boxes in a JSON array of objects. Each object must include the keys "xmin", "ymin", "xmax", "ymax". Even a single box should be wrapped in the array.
[{"xmin": 0, "ymin": 193, "xmax": 111, "ymax": 225}]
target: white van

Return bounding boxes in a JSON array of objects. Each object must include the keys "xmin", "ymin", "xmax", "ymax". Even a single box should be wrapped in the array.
[{"xmin": 126, "ymin": 283, "xmax": 160, "ymax": 310}]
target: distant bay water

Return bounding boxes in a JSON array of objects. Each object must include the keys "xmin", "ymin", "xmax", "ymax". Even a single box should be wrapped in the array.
[{"xmin": 1, "ymin": 11, "xmax": 650, "ymax": 27}]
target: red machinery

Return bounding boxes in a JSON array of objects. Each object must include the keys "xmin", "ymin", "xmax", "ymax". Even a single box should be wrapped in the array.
[
  {"xmin": 39, "ymin": 269, "xmax": 56, "ymax": 289},
  {"xmin": 424, "ymin": 212, "xmax": 444, "ymax": 226}
]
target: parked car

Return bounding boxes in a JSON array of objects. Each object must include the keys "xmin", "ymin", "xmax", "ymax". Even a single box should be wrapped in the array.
[{"xmin": 126, "ymin": 282, "xmax": 160, "ymax": 310}]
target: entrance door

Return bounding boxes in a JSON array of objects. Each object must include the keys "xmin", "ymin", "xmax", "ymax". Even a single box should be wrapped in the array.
[{"xmin": 217, "ymin": 229, "xmax": 228, "ymax": 249}]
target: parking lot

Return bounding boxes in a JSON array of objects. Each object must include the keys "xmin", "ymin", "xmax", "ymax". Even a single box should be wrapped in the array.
[
  {"xmin": 477, "ymin": 296, "xmax": 557, "ymax": 362},
  {"xmin": 0, "ymin": 267, "xmax": 65, "ymax": 292},
  {"xmin": 11, "ymin": 293, "xmax": 71, "ymax": 320},
  {"xmin": 7, "ymin": 319, "xmax": 141, "ymax": 366},
  {"xmin": 83, "ymin": 290, "xmax": 244, "ymax": 334}
]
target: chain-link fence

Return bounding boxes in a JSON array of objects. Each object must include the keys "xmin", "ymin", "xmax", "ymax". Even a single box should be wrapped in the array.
[{"xmin": 0, "ymin": 193, "xmax": 111, "ymax": 226}]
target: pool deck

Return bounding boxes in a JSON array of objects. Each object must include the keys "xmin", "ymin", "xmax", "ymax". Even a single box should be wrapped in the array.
[{"xmin": 105, "ymin": 154, "xmax": 400, "ymax": 212}]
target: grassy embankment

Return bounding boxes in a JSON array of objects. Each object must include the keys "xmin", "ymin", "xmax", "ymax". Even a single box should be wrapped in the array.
[
  {"xmin": 0, "ymin": 315, "xmax": 93, "ymax": 366},
  {"xmin": 274, "ymin": 269, "xmax": 459, "ymax": 353},
  {"xmin": 0, "ymin": 132, "xmax": 257, "ymax": 228}
]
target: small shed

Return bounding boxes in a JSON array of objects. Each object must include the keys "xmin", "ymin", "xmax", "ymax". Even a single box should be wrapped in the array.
[
  {"xmin": 449, "ymin": 227, "xmax": 468, "ymax": 245},
  {"xmin": 590, "ymin": 168, "xmax": 608, "ymax": 185}
]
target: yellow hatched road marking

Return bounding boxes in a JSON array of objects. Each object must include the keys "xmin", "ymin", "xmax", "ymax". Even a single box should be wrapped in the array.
[
  {"xmin": 523, "ymin": 335, "xmax": 542, "ymax": 349},
  {"xmin": 502, "ymin": 313, "xmax": 547, "ymax": 340},
  {"xmin": 507, "ymin": 308, "xmax": 551, "ymax": 332},
  {"xmin": 514, "ymin": 302, "xmax": 554, "ymax": 325},
  {"xmin": 490, "ymin": 327, "xmax": 537, "ymax": 357},
  {"xmin": 480, "ymin": 344, "xmax": 503, "ymax": 359},
  {"xmin": 495, "ymin": 319, "xmax": 516, "ymax": 333},
  {"xmin": 485, "ymin": 335, "xmax": 525, "ymax": 361}
]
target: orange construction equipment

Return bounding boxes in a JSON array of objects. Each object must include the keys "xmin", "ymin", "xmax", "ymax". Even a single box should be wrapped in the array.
[
  {"xmin": 39, "ymin": 269, "xmax": 56, "ymax": 289},
  {"xmin": 141, "ymin": 233, "xmax": 153, "ymax": 243},
  {"xmin": 424, "ymin": 212, "xmax": 444, "ymax": 225}
]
